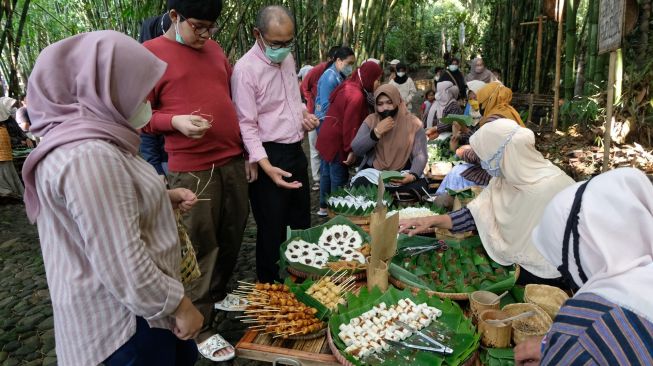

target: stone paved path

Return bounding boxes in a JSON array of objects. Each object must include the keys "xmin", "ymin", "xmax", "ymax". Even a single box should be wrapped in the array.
[{"xmin": 0, "ymin": 160, "xmax": 327, "ymax": 365}]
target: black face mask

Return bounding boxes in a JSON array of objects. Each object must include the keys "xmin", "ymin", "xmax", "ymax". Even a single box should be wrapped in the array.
[{"xmin": 378, "ymin": 108, "xmax": 398, "ymax": 119}]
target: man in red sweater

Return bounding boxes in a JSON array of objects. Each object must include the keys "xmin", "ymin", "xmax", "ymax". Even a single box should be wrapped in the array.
[{"xmin": 143, "ymin": 0, "xmax": 250, "ymax": 359}]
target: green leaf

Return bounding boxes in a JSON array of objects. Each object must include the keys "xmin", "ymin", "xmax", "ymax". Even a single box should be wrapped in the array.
[
  {"xmin": 381, "ymin": 170, "xmax": 405, "ymax": 182},
  {"xmin": 439, "ymin": 114, "xmax": 474, "ymax": 127}
]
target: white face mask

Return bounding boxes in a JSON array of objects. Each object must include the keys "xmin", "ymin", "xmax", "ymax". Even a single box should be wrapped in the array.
[
  {"xmin": 396, "ymin": 72, "xmax": 406, "ymax": 77},
  {"xmin": 128, "ymin": 101, "xmax": 152, "ymax": 129},
  {"xmin": 449, "ymin": 65, "xmax": 459, "ymax": 72}
]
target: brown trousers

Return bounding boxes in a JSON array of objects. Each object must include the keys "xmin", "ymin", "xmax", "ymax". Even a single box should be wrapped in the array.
[{"xmin": 168, "ymin": 156, "xmax": 249, "ymax": 331}]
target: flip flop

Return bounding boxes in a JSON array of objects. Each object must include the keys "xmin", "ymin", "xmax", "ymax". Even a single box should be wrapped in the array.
[
  {"xmin": 197, "ymin": 333, "xmax": 235, "ymax": 362},
  {"xmin": 214, "ymin": 294, "xmax": 248, "ymax": 312}
]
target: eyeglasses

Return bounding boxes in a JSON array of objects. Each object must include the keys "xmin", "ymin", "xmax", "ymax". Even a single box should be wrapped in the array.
[
  {"xmin": 259, "ymin": 32, "xmax": 295, "ymax": 50},
  {"xmin": 178, "ymin": 13, "xmax": 218, "ymax": 38}
]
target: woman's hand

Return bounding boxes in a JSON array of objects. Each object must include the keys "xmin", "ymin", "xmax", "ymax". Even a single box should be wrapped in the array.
[
  {"xmin": 456, "ymin": 145, "xmax": 472, "ymax": 159},
  {"xmin": 398, "ymin": 215, "xmax": 452, "ymax": 236},
  {"xmin": 374, "ymin": 117, "xmax": 395, "ymax": 138},
  {"xmin": 514, "ymin": 336, "xmax": 544, "ymax": 366},
  {"xmin": 168, "ymin": 188, "xmax": 197, "ymax": 212},
  {"xmin": 24, "ymin": 139, "xmax": 34, "ymax": 148},
  {"xmin": 391, "ymin": 174, "xmax": 416, "ymax": 186},
  {"xmin": 173, "ymin": 296, "xmax": 204, "ymax": 340},
  {"xmin": 449, "ymin": 135, "xmax": 459, "ymax": 152},
  {"xmin": 425, "ymin": 127, "xmax": 439, "ymax": 140}
]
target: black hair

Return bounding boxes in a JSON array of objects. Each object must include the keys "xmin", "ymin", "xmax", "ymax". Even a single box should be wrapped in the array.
[
  {"xmin": 434, "ymin": 66, "xmax": 444, "ymax": 73},
  {"xmin": 167, "ymin": 0, "xmax": 222, "ymax": 22},
  {"xmin": 396, "ymin": 62, "xmax": 407, "ymax": 72},
  {"xmin": 425, "ymin": 90, "xmax": 435, "ymax": 97},
  {"xmin": 326, "ymin": 46, "xmax": 355, "ymax": 68},
  {"xmin": 255, "ymin": 5, "xmax": 294, "ymax": 34},
  {"xmin": 327, "ymin": 45, "xmax": 341, "ymax": 61},
  {"xmin": 451, "ymin": 57, "xmax": 460, "ymax": 65}
]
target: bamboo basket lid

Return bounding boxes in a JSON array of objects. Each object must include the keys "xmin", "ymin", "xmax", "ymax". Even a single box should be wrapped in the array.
[{"xmin": 524, "ymin": 284, "xmax": 569, "ymax": 320}]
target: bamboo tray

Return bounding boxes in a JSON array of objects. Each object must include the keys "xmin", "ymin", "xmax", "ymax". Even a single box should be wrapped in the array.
[
  {"xmin": 326, "ymin": 326, "xmax": 480, "ymax": 366},
  {"xmin": 236, "ymin": 329, "xmax": 340, "ymax": 366},
  {"xmin": 389, "ymin": 265, "xmax": 521, "ymax": 301},
  {"xmin": 287, "ymin": 265, "xmax": 367, "ymax": 282}
]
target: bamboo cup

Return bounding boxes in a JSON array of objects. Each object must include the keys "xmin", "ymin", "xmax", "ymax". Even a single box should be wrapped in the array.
[
  {"xmin": 478, "ymin": 309, "xmax": 513, "ymax": 348},
  {"xmin": 366, "ymin": 256, "xmax": 389, "ymax": 291},
  {"xmin": 469, "ymin": 290, "xmax": 501, "ymax": 325}
]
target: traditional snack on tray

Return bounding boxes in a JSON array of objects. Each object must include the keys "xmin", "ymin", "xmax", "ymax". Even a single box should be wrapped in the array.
[
  {"xmin": 235, "ymin": 282, "xmax": 326, "ymax": 338},
  {"xmin": 284, "ymin": 224, "xmax": 368, "ymax": 270},
  {"xmin": 305, "ymin": 272, "xmax": 355, "ymax": 310},
  {"xmin": 337, "ymin": 299, "xmax": 443, "ymax": 360},
  {"xmin": 394, "ymin": 237, "xmax": 515, "ymax": 293},
  {"xmin": 387, "ymin": 207, "xmax": 440, "ymax": 220}
]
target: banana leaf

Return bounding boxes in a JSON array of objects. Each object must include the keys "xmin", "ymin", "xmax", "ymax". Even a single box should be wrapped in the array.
[
  {"xmin": 284, "ymin": 278, "xmax": 332, "ymax": 320},
  {"xmin": 329, "ymin": 286, "xmax": 480, "ymax": 366},
  {"xmin": 381, "ymin": 170, "xmax": 404, "ymax": 182},
  {"xmin": 278, "ymin": 216, "xmax": 371, "ymax": 276},
  {"xmin": 480, "ymin": 348, "xmax": 515, "ymax": 366},
  {"xmin": 439, "ymin": 114, "xmax": 474, "ymax": 127},
  {"xmin": 328, "ymin": 185, "xmax": 393, "ymax": 216}
]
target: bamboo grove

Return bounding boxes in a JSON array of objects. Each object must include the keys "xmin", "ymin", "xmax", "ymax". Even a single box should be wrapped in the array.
[{"xmin": 1, "ymin": 0, "xmax": 652, "ymax": 133}]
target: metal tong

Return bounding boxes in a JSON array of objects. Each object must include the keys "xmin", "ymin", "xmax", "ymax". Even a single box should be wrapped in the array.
[
  {"xmin": 399, "ymin": 241, "xmax": 449, "ymax": 256},
  {"xmin": 388, "ymin": 320, "xmax": 454, "ymax": 355}
]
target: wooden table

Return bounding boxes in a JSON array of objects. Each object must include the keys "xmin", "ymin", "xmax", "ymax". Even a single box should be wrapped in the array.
[{"xmin": 236, "ymin": 329, "xmax": 341, "ymax": 366}]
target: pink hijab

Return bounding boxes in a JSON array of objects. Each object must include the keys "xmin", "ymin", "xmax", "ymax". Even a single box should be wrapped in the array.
[{"xmin": 23, "ymin": 30, "xmax": 167, "ymax": 223}]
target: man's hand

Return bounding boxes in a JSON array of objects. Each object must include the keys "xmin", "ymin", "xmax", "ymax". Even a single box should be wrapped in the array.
[
  {"xmin": 168, "ymin": 188, "xmax": 197, "ymax": 212},
  {"xmin": 514, "ymin": 336, "xmax": 544, "ymax": 366},
  {"xmin": 302, "ymin": 112, "xmax": 320, "ymax": 132},
  {"xmin": 173, "ymin": 296, "xmax": 203, "ymax": 340},
  {"xmin": 246, "ymin": 161, "xmax": 258, "ymax": 183},
  {"xmin": 342, "ymin": 152, "xmax": 356, "ymax": 166},
  {"xmin": 374, "ymin": 117, "xmax": 395, "ymax": 138},
  {"xmin": 171, "ymin": 115, "xmax": 211, "ymax": 139},
  {"xmin": 426, "ymin": 127, "xmax": 439, "ymax": 140},
  {"xmin": 258, "ymin": 158, "xmax": 302, "ymax": 189}
]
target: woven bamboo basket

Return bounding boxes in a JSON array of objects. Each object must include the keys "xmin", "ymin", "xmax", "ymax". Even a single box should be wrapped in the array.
[
  {"xmin": 502, "ymin": 303, "xmax": 552, "ymax": 345},
  {"xmin": 327, "ymin": 209, "xmax": 371, "ymax": 233},
  {"xmin": 524, "ymin": 284, "xmax": 569, "ymax": 320},
  {"xmin": 177, "ymin": 211, "xmax": 200, "ymax": 284}
]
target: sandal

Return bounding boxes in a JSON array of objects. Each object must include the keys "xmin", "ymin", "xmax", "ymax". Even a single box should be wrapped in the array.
[
  {"xmin": 197, "ymin": 333, "xmax": 235, "ymax": 362},
  {"xmin": 214, "ymin": 294, "xmax": 248, "ymax": 312}
]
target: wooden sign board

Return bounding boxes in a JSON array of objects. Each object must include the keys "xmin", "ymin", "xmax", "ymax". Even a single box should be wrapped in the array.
[{"xmin": 598, "ymin": 0, "xmax": 626, "ymax": 54}]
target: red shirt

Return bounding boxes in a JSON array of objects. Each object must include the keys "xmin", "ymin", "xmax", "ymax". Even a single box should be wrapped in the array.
[
  {"xmin": 143, "ymin": 36, "xmax": 243, "ymax": 172},
  {"xmin": 315, "ymin": 82, "xmax": 369, "ymax": 162},
  {"xmin": 300, "ymin": 62, "xmax": 328, "ymax": 114}
]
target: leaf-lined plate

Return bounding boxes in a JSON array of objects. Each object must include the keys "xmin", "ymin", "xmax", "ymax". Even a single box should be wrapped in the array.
[
  {"xmin": 389, "ymin": 236, "xmax": 518, "ymax": 295},
  {"xmin": 329, "ymin": 286, "xmax": 480, "ymax": 366},
  {"xmin": 279, "ymin": 216, "xmax": 371, "ymax": 276}
]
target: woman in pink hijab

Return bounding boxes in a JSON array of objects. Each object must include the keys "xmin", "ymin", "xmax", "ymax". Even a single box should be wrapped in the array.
[{"xmin": 23, "ymin": 31, "xmax": 202, "ymax": 365}]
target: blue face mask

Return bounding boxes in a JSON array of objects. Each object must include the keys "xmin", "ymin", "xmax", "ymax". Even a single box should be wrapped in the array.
[
  {"xmin": 174, "ymin": 20, "xmax": 185, "ymax": 45},
  {"xmin": 342, "ymin": 64, "xmax": 353, "ymax": 77}
]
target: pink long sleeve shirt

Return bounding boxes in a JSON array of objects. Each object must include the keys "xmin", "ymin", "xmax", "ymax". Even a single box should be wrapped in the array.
[{"xmin": 231, "ymin": 43, "xmax": 306, "ymax": 163}]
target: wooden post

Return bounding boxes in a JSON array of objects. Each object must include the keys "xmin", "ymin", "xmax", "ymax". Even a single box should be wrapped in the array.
[
  {"xmin": 535, "ymin": 15, "xmax": 544, "ymax": 95},
  {"xmin": 553, "ymin": 5, "xmax": 564, "ymax": 131},
  {"xmin": 519, "ymin": 16, "xmax": 548, "ymax": 124},
  {"xmin": 602, "ymin": 51, "xmax": 617, "ymax": 172}
]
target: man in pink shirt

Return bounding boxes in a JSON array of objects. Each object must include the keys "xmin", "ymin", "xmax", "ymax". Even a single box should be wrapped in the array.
[{"xmin": 231, "ymin": 5, "xmax": 319, "ymax": 283}]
